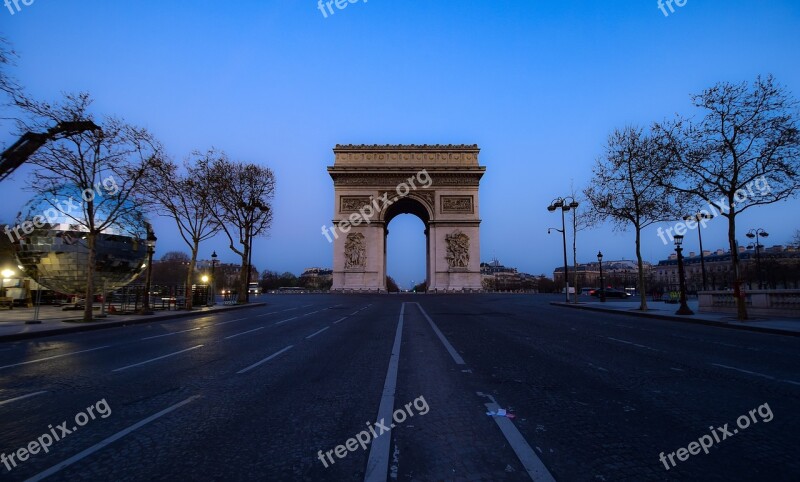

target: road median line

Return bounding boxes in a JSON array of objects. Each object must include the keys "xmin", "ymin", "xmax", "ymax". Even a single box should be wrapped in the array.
[
  {"xmin": 364, "ymin": 303, "xmax": 405, "ymax": 482},
  {"xmin": 414, "ymin": 303, "xmax": 465, "ymax": 365}
]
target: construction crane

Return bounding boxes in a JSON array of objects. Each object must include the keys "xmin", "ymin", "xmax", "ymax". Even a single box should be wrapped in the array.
[{"xmin": 0, "ymin": 120, "xmax": 100, "ymax": 182}]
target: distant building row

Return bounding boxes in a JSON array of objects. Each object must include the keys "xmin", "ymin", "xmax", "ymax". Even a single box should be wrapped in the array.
[{"xmin": 552, "ymin": 245, "xmax": 800, "ymax": 292}]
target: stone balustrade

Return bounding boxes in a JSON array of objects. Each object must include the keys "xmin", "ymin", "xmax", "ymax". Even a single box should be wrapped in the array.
[{"xmin": 698, "ymin": 290, "xmax": 800, "ymax": 317}]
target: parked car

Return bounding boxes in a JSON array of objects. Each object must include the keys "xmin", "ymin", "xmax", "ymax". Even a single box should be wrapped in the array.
[{"xmin": 589, "ymin": 288, "xmax": 630, "ymax": 299}]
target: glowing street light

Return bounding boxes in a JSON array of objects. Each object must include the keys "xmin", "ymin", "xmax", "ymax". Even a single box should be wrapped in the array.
[{"xmin": 1, "ymin": 268, "xmax": 15, "ymax": 298}]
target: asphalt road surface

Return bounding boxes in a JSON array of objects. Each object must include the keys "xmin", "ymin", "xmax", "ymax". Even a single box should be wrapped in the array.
[{"xmin": 1, "ymin": 294, "xmax": 798, "ymax": 481}]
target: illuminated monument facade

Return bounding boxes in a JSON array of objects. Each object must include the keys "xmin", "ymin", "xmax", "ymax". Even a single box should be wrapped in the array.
[{"xmin": 327, "ymin": 144, "xmax": 485, "ymax": 292}]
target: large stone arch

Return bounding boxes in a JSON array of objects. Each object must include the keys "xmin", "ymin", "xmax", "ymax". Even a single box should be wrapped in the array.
[{"xmin": 327, "ymin": 144, "xmax": 485, "ymax": 292}]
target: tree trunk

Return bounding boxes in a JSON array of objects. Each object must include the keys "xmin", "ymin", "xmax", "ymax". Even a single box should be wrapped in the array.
[
  {"xmin": 185, "ymin": 244, "xmax": 198, "ymax": 310},
  {"xmin": 727, "ymin": 213, "xmax": 748, "ymax": 320},
  {"xmin": 237, "ymin": 243, "xmax": 249, "ymax": 304},
  {"xmin": 635, "ymin": 227, "xmax": 648, "ymax": 311},
  {"xmin": 83, "ymin": 232, "xmax": 96, "ymax": 322}
]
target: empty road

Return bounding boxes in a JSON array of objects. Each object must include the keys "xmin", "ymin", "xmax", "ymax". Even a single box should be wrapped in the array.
[{"xmin": 1, "ymin": 294, "xmax": 798, "ymax": 481}]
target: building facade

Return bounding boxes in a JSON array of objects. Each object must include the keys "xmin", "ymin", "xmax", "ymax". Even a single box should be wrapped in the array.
[{"xmin": 654, "ymin": 245, "xmax": 800, "ymax": 292}]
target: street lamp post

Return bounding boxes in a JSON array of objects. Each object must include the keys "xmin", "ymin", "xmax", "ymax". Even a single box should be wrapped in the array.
[
  {"xmin": 684, "ymin": 213, "xmax": 714, "ymax": 291},
  {"xmin": 745, "ymin": 228, "xmax": 769, "ymax": 289},
  {"xmin": 674, "ymin": 235, "xmax": 694, "ymax": 315},
  {"xmin": 547, "ymin": 196, "xmax": 579, "ymax": 303},
  {"xmin": 597, "ymin": 251, "xmax": 606, "ymax": 302},
  {"xmin": 138, "ymin": 228, "xmax": 157, "ymax": 315},
  {"xmin": 211, "ymin": 251, "xmax": 218, "ymax": 306}
]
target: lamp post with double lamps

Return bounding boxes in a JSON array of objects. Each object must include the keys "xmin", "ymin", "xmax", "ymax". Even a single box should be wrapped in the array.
[
  {"xmin": 745, "ymin": 228, "xmax": 769, "ymax": 289},
  {"xmin": 674, "ymin": 235, "xmax": 694, "ymax": 315},
  {"xmin": 547, "ymin": 196, "xmax": 579, "ymax": 303},
  {"xmin": 683, "ymin": 212, "xmax": 714, "ymax": 291},
  {"xmin": 597, "ymin": 251, "xmax": 606, "ymax": 302}
]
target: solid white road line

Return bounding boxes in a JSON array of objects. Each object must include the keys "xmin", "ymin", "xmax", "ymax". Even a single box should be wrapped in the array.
[
  {"xmin": 0, "ymin": 390, "xmax": 48, "ymax": 406},
  {"xmin": 257, "ymin": 311, "xmax": 281, "ymax": 317},
  {"xmin": 712, "ymin": 363, "xmax": 800, "ymax": 386},
  {"xmin": 141, "ymin": 327, "xmax": 202, "ymax": 340},
  {"xmin": 225, "ymin": 326, "xmax": 266, "ymax": 340},
  {"xmin": 112, "ymin": 345, "xmax": 204, "ymax": 372},
  {"xmin": 414, "ymin": 303, "xmax": 465, "ymax": 365},
  {"xmin": 364, "ymin": 303, "xmax": 405, "ymax": 482},
  {"xmin": 333, "ymin": 317, "xmax": 347, "ymax": 324},
  {"xmin": 305, "ymin": 326, "xmax": 329, "ymax": 339},
  {"xmin": 237, "ymin": 345, "xmax": 294, "ymax": 374},
  {"xmin": 0, "ymin": 345, "xmax": 112, "ymax": 371},
  {"xmin": 25, "ymin": 395, "xmax": 201, "ymax": 482},
  {"xmin": 305, "ymin": 310, "xmax": 320, "ymax": 316},
  {"xmin": 606, "ymin": 337, "xmax": 660, "ymax": 352},
  {"xmin": 479, "ymin": 392, "xmax": 556, "ymax": 482},
  {"xmin": 275, "ymin": 316, "xmax": 298, "ymax": 325},
  {"xmin": 349, "ymin": 311, "xmax": 360, "ymax": 316}
]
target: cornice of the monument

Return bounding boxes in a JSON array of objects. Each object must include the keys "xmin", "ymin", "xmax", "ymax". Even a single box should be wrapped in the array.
[{"xmin": 334, "ymin": 144, "xmax": 480, "ymax": 151}]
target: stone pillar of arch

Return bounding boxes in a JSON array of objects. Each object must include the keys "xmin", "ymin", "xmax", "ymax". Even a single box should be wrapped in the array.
[{"xmin": 327, "ymin": 144, "xmax": 485, "ymax": 292}]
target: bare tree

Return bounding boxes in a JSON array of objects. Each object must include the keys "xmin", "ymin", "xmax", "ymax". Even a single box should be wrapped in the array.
[
  {"xmin": 791, "ymin": 229, "xmax": 800, "ymax": 248},
  {"xmin": 202, "ymin": 152, "xmax": 275, "ymax": 303},
  {"xmin": 0, "ymin": 37, "xmax": 19, "ymax": 102},
  {"xmin": 139, "ymin": 152, "xmax": 220, "ymax": 309},
  {"xmin": 585, "ymin": 126, "xmax": 683, "ymax": 311},
  {"xmin": 0, "ymin": 37, "xmax": 23, "ymax": 134},
  {"xmin": 655, "ymin": 75, "xmax": 800, "ymax": 320},
  {"xmin": 19, "ymin": 93, "xmax": 163, "ymax": 321}
]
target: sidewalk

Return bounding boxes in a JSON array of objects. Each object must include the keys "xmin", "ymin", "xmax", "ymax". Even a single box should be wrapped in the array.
[
  {"xmin": 0, "ymin": 302, "xmax": 267, "ymax": 342},
  {"xmin": 552, "ymin": 299, "xmax": 800, "ymax": 337}
]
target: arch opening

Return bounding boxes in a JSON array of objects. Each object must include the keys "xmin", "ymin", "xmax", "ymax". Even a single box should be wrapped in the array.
[{"xmin": 384, "ymin": 197, "xmax": 430, "ymax": 292}]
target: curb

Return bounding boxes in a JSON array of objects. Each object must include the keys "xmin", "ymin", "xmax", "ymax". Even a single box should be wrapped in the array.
[
  {"xmin": 0, "ymin": 302, "xmax": 268, "ymax": 342},
  {"xmin": 550, "ymin": 302, "xmax": 800, "ymax": 337}
]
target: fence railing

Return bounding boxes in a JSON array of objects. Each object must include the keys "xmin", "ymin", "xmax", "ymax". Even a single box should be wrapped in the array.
[{"xmin": 698, "ymin": 290, "xmax": 800, "ymax": 317}]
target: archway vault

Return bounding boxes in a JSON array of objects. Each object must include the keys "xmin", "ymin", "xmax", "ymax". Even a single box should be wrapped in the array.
[{"xmin": 328, "ymin": 144, "xmax": 485, "ymax": 292}]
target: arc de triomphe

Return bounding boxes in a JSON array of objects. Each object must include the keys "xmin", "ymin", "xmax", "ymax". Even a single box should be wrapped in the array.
[{"xmin": 327, "ymin": 144, "xmax": 485, "ymax": 292}]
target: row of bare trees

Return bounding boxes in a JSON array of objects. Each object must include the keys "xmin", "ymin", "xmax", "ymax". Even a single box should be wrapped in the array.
[
  {"xmin": 1, "ymin": 39, "xmax": 275, "ymax": 320},
  {"xmin": 584, "ymin": 75, "xmax": 800, "ymax": 320},
  {"xmin": 139, "ymin": 150, "xmax": 275, "ymax": 310}
]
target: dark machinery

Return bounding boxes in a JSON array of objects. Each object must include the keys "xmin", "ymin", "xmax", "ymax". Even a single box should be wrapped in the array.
[{"xmin": 0, "ymin": 120, "xmax": 100, "ymax": 181}]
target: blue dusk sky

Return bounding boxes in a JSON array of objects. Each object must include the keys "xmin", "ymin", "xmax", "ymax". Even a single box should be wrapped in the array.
[{"xmin": 2, "ymin": 0, "xmax": 799, "ymax": 288}]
